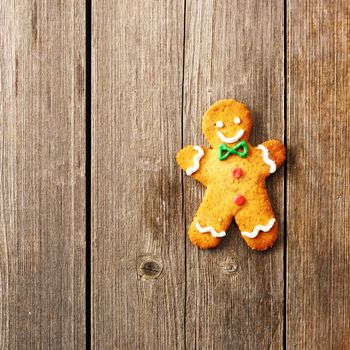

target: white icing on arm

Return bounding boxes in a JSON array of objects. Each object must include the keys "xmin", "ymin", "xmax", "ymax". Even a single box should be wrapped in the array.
[
  {"xmin": 217, "ymin": 129, "xmax": 244, "ymax": 144},
  {"xmin": 241, "ymin": 218, "xmax": 275, "ymax": 238},
  {"xmin": 196, "ymin": 222, "xmax": 226, "ymax": 238},
  {"xmin": 257, "ymin": 145, "xmax": 276, "ymax": 173},
  {"xmin": 186, "ymin": 146, "xmax": 204, "ymax": 176}
]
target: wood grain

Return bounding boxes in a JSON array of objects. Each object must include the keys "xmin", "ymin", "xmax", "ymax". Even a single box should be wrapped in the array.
[
  {"xmin": 0, "ymin": 1, "xmax": 86, "ymax": 348},
  {"xmin": 183, "ymin": 0, "xmax": 285, "ymax": 349},
  {"xmin": 287, "ymin": 0, "xmax": 350, "ymax": 348},
  {"xmin": 91, "ymin": 1, "xmax": 185, "ymax": 348},
  {"xmin": 3, "ymin": 0, "xmax": 349, "ymax": 347}
]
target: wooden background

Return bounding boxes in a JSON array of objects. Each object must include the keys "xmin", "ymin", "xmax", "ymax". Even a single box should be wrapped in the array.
[{"xmin": 1, "ymin": 0, "xmax": 349, "ymax": 349}]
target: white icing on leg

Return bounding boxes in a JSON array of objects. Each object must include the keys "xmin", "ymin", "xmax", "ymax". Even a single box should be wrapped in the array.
[
  {"xmin": 241, "ymin": 218, "xmax": 276, "ymax": 238},
  {"xmin": 186, "ymin": 146, "xmax": 204, "ymax": 176},
  {"xmin": 195, "ymin": 222, "xmax": 226, "ymax": 238},
  {"xmin": 257, "ymin": 145, "xmax": 276, "ymax": 173}
]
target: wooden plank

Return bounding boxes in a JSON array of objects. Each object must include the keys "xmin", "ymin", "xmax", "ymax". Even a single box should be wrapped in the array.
[
  {"xmin": 287, "ymin": 0, "xmax": 350, "ymax": 348},
  {"xmin": 183, "ymin": 1, "xmax": 285, "ymax": 349},
  {"xmin": 0, "ymin": 1, "xmax": 86, "ymax": 348},
  {"xmin": 91, "ymin": 1, "xmax": 185, "ymax": 348}
]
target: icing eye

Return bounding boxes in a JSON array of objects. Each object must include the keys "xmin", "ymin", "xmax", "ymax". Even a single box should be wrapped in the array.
[
  {"xmin": 216, "ymin": 121, "xmax": 224, "ymax": 128},
  {"xmin": 234, "ymin": 117, "xmax": 241, "ymax": 124}
]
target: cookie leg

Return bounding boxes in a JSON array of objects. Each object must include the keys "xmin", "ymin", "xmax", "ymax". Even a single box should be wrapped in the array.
[
  {"xmin": 234, "ymin": 189, "xmax": 279, "ymax": 251},
  {"xmin": 188, "ymin": 188, "xmax": 233, "ymax": 249}
]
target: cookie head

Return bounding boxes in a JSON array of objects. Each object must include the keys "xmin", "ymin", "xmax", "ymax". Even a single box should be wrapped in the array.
[{"xmin": 202, "ymin": 99, "xmax": 252, "ymax": 148}]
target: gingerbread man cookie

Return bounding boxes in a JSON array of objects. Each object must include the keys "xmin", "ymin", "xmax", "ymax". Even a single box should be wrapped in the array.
[{"xmin": 176, "ymin": 99, "xmax": 286, "ymax": 250}]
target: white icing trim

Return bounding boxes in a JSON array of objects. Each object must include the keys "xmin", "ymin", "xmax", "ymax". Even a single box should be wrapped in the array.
[
  {"xmin": 217, "ymin": 129, "xmax": 244, "ymax": 144},
  {"xmin": 196, "ymin": 222, "xmax": 226, "ymax": 238},
  {"xmin": 186, "ymin": 146, "xmax": 204, "ymax": 176},
  {"xmin": 234, "ymin": 117, "xmax": 241, "ymax": 124},
  {"xmin": 241, "ymin": 218, "xmax": 276, "ymax": 239},
  {"xmin": 216, "ymin": 121, "xmax": 224, "ymax": 128},
  {"xmin": 257, "ymin": 145, "xmax": 276, "ymax": 173}
]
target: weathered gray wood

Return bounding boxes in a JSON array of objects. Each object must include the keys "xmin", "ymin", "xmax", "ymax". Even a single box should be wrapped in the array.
[
  {"xmin": 183, "ymin": 1, "xmax": 285, "ymax": 349},
  {"xmin": 91, "ymin": 1, "xmax": 185, "ymax": 348},
  {"xmin": 287, "ymin": 0, "xmax": 350, "ymax": 348},
  {"xmin": 0, "ymin": 1, "xmax": 86, "ymax": 349}
]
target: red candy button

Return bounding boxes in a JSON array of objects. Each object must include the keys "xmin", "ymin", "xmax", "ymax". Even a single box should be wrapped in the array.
[
  {"xmin": 234, "ymin": 194, "xmax": 246, "ymax": 206},
  {"xmin": 232, "ymin": 167, "xmax": 243, "ymax": 179}
]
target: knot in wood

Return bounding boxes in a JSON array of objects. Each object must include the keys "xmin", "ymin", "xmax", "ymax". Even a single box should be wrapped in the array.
[
  {"xmin": 138, "ymin": 256, "xmax": 163, "ymax": 280},
  {"xmin": 219, "ymin": 258, "xmax": 238, "ymax": 275}
]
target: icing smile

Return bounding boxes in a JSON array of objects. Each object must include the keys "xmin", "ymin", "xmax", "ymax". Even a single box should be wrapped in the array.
[{"xmin": 217, "ymin": 129, "xmax": 244, "ymax": 144}]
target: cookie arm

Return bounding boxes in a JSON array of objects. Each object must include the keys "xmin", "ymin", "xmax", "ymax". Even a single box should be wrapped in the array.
[
  {"xmin": 257, "ymin": 139, "xmax": 286, "ymax": 171},
  {"xmin": 176, "ymin": 145, "xmax": 212, "ymax": 185}
]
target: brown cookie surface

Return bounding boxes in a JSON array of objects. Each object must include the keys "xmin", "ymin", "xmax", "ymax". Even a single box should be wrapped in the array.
[{"xmin": 177, "ymin": 99, "xmax": 286, "ymax": 250}]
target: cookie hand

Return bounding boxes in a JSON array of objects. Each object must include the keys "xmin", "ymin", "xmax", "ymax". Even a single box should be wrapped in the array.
[
  {"xmin": 176, "ymin": 145, "xmax": 212, "ymax": 185},
  {"xmin": 256, "ymin": 139, "xmax": 286, "ymax": 173}
]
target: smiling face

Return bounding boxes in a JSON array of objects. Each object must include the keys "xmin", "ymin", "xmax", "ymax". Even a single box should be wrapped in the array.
[{"xmin": 202, "ymin": 99, "xmax": 252, "ymax": 148}]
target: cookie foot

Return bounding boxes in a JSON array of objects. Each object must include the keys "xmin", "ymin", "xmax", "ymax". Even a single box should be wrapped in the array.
[
  {"xmin": 242, "ymin": 220, "xmax": 278, "ymax": 251},
  {"xmin": 188, "ymin": 221, "xmax": 222, "ymax": 249}
]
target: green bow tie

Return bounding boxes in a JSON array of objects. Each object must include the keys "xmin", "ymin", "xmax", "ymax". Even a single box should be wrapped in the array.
[{"xmin": 218, "ymin": 141, "xmax": 249, "ymax": 160}]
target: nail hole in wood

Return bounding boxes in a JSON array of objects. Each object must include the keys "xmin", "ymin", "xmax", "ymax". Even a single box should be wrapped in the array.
[{"xmin": 138, "ymin": 256, "xmax": 163, "ymax": 280}]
